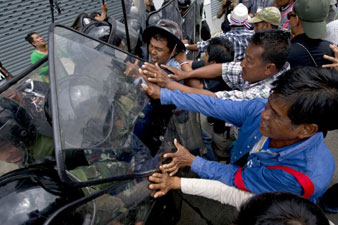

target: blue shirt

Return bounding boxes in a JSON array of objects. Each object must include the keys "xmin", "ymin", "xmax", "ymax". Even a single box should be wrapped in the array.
[{"xmin": 160, "ymin": 89, "xmax": 335, "ymax": 201}]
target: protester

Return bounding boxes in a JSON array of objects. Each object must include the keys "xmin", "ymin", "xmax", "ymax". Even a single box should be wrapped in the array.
[
  {"xmin": 287, "ymin": 0, "xmax": 335, "ymax": 68},
  {"xmin": 275, "ymin": 0, "xmax": 295, "ymax": 30},
  {"xmin": 90, "ymin": 2, "xmax": 108, "ymax": 21},
  {"xmin": 24, "ymin": 32, "xmax": 49, "ymax": 83},
  {"xmin": 186, "ymin": 3, "xmax": 253, "ymax": 61},
  {"xmin": 142, "ymin": 66, "xmax": 338, "ymax": 202},
  {"xmin": 246, "ymin": 6, "xmax": 281, "ymax": 32}
]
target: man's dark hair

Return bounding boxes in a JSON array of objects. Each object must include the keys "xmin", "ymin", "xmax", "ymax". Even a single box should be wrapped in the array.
[
  {"xmin": 206, "ymin": 37, "xmax": 234, "ymax": 63},
  {"xmin": 151, "ymin": 32, "xmax": 177, "ymax": 53},
  {"xmin": 25, "ymin": 32, "xmax": 38, "ymax": 46},
  {"xmin": 250, "ymin": 29, "xmax": 290, "ymax": 70},
  {"xmin": 233, "ymin": 192, "xmax": 330, "ymax": 225},
  {"xmin": 271, "ymin": 67, "xmax": 338, "ymax": 132}
]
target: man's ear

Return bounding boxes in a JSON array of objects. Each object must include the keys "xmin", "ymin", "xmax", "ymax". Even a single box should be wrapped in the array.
[
  {"xmin": 298, "ymin": 124, "xmax": 318, "ymax": 139},
  {"xmin": 264, "ymin": 63, "xmax": 277, "ymax": 77}
]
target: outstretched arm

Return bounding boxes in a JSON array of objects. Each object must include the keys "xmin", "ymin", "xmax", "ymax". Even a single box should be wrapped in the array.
[{"xmin": 162, "ymin": 63, "xmax": 223, "ymax": 81}]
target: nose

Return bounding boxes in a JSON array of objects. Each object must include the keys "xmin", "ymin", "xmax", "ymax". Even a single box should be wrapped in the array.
[
  {"xmin": 240, "ymin": 59, "xmax": 245, "ymax": 69},
  {"xmin": 261, "ymin": 108, "xmax": 271, "ymax": 121}
]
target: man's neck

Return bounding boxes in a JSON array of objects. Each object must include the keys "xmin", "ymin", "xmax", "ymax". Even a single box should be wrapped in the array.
[
  {"xmin": 269, "ymin": 137, "xmax": 302, "ymax": 149},
  {"xmin": 35, "ymin": 45, "xmax": 48, "ymax": 54}
]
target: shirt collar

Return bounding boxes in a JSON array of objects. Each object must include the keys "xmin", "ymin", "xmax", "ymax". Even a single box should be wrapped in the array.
[
  {"xmin": 262, "ymin": 132, "xmax": 324, "ymax": 159},
  {"xmin": 244, "ymin": 62, "xmax": 290, "ymax": 88}
]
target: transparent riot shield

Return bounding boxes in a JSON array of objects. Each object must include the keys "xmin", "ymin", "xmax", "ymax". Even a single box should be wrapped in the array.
[
  {"xmin": 0, "ymin": 57, "xmax": 54, "ymax": 175},
  {"xmin": 146, "ymin": 0, "xmax": 183, "ymax": 27},
  {"xmin": 182, "ymin": 1, "xmax": 197, "ymax": 60}
]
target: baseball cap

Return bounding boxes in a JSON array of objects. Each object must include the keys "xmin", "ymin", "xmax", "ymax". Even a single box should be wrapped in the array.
[
  {"xmin": 247, "ymin": 7, "xmax": 281, "ymax": 26},
  {"xmin": 294, "ymin": 0, "xmax": 330, "ymax": 39}
]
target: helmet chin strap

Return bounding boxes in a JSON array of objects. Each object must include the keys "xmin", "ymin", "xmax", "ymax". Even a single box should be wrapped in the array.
[{"xmin": 164, "ymin": 44, "xmax": 177, "ymax": 65}]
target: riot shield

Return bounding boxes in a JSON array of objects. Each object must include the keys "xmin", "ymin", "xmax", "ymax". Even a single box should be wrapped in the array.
[
  {"xmin": 146, "ymin": 0, "xmax": 183, "ymax": 27},
  {"xmin": 0, "ymin": 57, "xmax": 54, "ymax": 175},
  {"xmin": 182, "ymin": 1, "xmax": 197, "ymax": 60},
  {"xmin": 49, "ymin": 24, "xmax": 177, "ymax": 187}
]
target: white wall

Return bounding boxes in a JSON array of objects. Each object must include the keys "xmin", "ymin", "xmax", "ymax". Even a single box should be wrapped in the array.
[{"xmin": 203, "ymin": 0, "xmax": 223, "ymax": 35}]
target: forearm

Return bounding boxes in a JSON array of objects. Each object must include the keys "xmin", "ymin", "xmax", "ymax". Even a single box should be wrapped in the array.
[
  {"xmin": 184, "ymin": 78, "xmax": 203, "ymax": 89},
  {"xmin": 191, "ymin": 156, "xmax": 239, "ymax": 186},
  {"xmin": 166, "ymin": 80, "xmax": 216, "ymax": 97},
  {"xmin": 186, "ymin": 44, "xmax": 198, "ymax": 51},
  {"xmin": 186, "ymin": 64, "xmax": 222, "ymax": 80},
  {"xmin": 181, "ymin": 178, "xmax": 253, "ymax": 209}
]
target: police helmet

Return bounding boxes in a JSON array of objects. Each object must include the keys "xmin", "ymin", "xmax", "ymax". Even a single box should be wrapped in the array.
[
  {"xmin": 0, "ymin": 166, "xmax": 90, "ymax": 225},
  {"xmin": 0, "ymin": 97, "xmax": 35, "ymax": 164}
]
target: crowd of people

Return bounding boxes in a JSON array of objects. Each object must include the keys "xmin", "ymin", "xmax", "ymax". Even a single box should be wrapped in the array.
[{"xmin": 6, "ymin": 0, "xmax": 338, "ymax": 223}]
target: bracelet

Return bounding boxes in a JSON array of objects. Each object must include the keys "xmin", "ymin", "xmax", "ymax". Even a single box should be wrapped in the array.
[{"xmin": 180, "ymin": 61, "xmax": 189, "ymax": 66}]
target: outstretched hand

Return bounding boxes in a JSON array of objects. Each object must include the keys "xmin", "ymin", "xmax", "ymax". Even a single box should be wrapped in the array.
[
  {"xmin": 161, "ymin": 65, "xmax": 190, "ymax": 81},
  {"xmin": 323, "ymin": 44, "xmax": 338, "ymax": 72},
  {"xmin": 125, "ymin": 59, "xmax": 140, "ymax": 78},
  {"xmin": 142, "ymin": 62, "xmax": 170, "ymax": 87},
  {"xmin": 140, "ymin": 69, "xmax": 161, "ymax": 99},
  {"xmin": 148, "ymin": 166, "xmax": 181, "ymax": 198},
  {"xmin": 161, "ymin": 139, "xmax": 195, "ymax": 176}
]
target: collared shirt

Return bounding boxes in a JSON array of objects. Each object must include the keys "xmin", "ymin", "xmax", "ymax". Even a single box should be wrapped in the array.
[
  {"xmin": 197, "ymin": 27, "xmax": 254, "ymax": 61},
  {"xmin": 215, "ymin": 62, "xmax": 290, "ymax": 101},
  {"xmin": 160, "ymin": 90, "xmax": 335, "ymax": 202},
  {"xmin": 288, "ymin": 33, "xmax": 335, "ymax": 68},
  {"xmin": 278, "ymin": 2, "xmax": 294, "ymax": 30}
]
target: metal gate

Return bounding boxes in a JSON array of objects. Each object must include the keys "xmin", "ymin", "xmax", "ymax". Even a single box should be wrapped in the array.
[{"xmin": 0, "ymin": 0, "xmax": 123, "ymax": 75}]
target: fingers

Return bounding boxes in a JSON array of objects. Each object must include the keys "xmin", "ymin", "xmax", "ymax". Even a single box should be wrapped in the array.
[
  {"xmin": 174, "ymin": 138, "xmax": 182, "ymax": 149},
  {"xmin": 148, "ymin": 183, "xmax": 163, "ymax": 190},
  {"xmin": 169, "ymin": 168, "xmax": 179, "ymax": 177},
  {"xmin": 153, "ymin": 191, "xmax": 165, "ymax": 198},
  {"xmin": 161, "ymin": 64, "xmax": 176, "ymax": 73},
  {"xmin": 148, "ymin": 176, "xmax": 163, "ymax": 184},
  {"xmin": 323, "ymin": 54, "xmax": 338, "ymax": 63}
]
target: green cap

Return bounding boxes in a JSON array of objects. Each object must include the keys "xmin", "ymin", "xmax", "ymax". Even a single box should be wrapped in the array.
[
  {"xmin": 247, "ymin": 7, "xmax": 281, "ymax": 26},
  {"xmin": 294, "ymin": 0, "xmax": 330, "ymax": 39}
]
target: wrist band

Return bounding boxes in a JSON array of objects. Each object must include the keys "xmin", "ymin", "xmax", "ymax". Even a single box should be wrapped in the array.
[
  {"xmin": 184, "ymin": 43, "xmax": 189, "ymax": 48},
  {"xmin": 180, "ymin": 61, "xmax": 189, "ymax": 66}
]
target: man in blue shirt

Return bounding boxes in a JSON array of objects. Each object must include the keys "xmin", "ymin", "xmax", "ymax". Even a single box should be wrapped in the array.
[{"xmin": 142, "ymin": 67, "xmax": 338, "ymax": 202}]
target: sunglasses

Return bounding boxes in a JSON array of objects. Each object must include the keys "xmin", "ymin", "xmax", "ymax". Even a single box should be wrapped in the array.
[{"xmin": 287, "ymin": 11, "xmax": 297, "ymax": 20}]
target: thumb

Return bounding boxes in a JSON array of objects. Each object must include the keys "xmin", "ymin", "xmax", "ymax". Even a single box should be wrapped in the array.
[{"xmin": 174, "ymin": 138, "xmax": 182, "ymax": 150}]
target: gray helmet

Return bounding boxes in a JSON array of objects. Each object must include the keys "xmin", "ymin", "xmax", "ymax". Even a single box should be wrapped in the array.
[{"xmin": 142, "ymin": 19, "xmax": 185, "ymax": 52}]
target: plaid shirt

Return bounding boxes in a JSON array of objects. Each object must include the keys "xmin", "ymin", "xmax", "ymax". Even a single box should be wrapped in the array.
[
  {"xmin": 215, "ymin": 61, "xmax": 290, "ymax": 101},
  {"xmin": 197, "ymin": 27, "xmax": 254, "ymax": 61}
]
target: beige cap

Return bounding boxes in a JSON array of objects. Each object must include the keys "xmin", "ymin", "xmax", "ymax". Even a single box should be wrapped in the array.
[{"xmin": 247, "ymin": 7, "xmax": 281, "ymax": 26}]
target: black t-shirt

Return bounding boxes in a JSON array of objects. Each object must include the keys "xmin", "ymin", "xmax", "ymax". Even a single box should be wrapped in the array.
[{"xmin": 288, "ymin": 33, "xmax": 334, "ymax": 68}]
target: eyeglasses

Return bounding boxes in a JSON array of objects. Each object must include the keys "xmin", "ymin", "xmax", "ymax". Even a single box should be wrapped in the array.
[{"xmin": 287, "ymin": 11, "xmax": 297, "ymax": 20}]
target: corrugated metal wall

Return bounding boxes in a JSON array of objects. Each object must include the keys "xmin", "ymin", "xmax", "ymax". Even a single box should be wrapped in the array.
[
  {"xmin": 0, "ymin": 0, "xmax": 123, "ymax": 75},
  {"xmin": 211, "ymin": 0, "xmax": 222, "ymax": 18}
]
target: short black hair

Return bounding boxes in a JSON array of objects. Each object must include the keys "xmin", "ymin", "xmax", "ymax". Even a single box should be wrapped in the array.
[
  {"xmin": 25, "ymin": 32, "xmax": 38, "ymax": 46},
  {"xmin": 151, "ymin": 32, "xmax": 177, "ymax": 53},
  {"xmin": 206, "ymin": 37, "xmax": 234, "ymax": 63},
  {"xmin": 271, "ymin": 67, "xmax": 338, "ymax": 132},
  {"xmin": 234, "ymin": 192, "xmax": 330, "ymax": 225},
  {"xmin": 250, "ymin": 29, "xmax": 290, "ymax": 70}
]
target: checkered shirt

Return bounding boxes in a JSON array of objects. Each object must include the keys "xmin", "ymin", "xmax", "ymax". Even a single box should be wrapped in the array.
[
  {"xmin": 215, "ymin": 61, "xmax": 290, "ymax": 101},
  {"xmin": 197, "ymin": 27, "xmax": 254, "ymax": 61}
]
